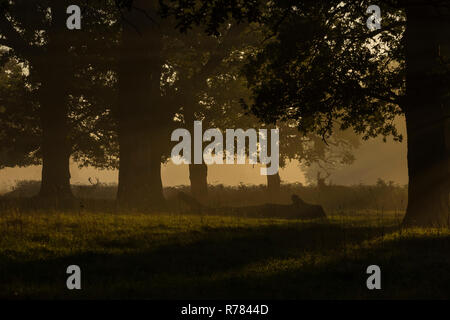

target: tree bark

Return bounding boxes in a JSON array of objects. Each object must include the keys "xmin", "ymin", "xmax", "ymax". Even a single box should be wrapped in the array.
[
  {"xmin": 267, "ymin": 172, "xmax": 281, "ymax": 201},
  {"xmin": 117, "ymin": 135, "xmax": 165, "ymax": 209},
  {"xmin": 402, "ymin": 5, "xmax": 450, "ymax": 227},
  {"xmin": 38, "ymin": 84, "xmax": 72, "ymax": 202},
  {"xmin": 189, "ymin": 163, "xmax": 208, "ymax": 202},
  {"xmin": 116, "ymin": 2, "xmax": 166, "ymax": 210},
  {"xmin": 37, "ymin": 1, "xmax": 73, "ymax": 204}
]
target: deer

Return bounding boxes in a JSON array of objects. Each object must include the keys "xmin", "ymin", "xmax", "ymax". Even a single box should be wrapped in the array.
[
  {"xmin": 76, "ymin": 177, "xmax": 101, "ymax": 212},
  {"xmin": 88, "ymin": 177, "xmax": 100, "ymax": 188},
  {"xmin": 177, "ymin": 192, "xmax": 327, "ymax": 220}
]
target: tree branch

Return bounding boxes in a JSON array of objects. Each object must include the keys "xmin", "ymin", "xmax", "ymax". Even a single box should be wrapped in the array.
[{"xmin": 0, "ymin": 14, "xmax": 37, "ymax": 60}]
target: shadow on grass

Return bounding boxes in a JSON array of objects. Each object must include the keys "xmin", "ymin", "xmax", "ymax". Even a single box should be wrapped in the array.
[
  {"xmin": 2, "ymin": 221, "xmax": 448, "ymax": 299},
  {"xmin": 214, "ymin": 232, "xmax": 450, "ymax": 300}
]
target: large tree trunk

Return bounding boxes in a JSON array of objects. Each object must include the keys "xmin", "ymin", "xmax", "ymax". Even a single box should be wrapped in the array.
[
  {"xmin": 187, "ymin": 110, "xmax": 208, "ymax": 202},
  {"xmin": 116, "ymin": 2, "xmax": 166, "ymax": 210},
  {"xmin": 117, "ymin": 135, "xmax": 165, "ymax": 209},
  {"xmin": 38, "ymin": 89, "xmax": 72, "ymax": 202},
  {"xmin": 402, "ymin": 5, "xmax": 450, "ymax": 227},
  {"xmin": 267, "ymin": 172, "xmax": 281, "ymax": 202},
  {"xmin": 37, "ymin": 1, "xmax": 73, "ymax": 204},
  {"xmin": 189, "ymin": 163, "xmax": 208, "ymax": 202}
]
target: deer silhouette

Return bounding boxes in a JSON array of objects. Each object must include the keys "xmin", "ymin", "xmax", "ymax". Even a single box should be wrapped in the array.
[{"xmin": 178, "ymin": 192, "xmax": 327, "ymax": 220}]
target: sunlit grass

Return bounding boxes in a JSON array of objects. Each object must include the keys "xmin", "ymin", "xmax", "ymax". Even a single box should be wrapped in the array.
[{"xmin": 1, "ymin": 210, "xmax": 449, "ymax": 299}]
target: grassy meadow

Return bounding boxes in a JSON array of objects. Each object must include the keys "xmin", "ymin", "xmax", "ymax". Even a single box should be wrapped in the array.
[{"xmin": 1, "ymin": 207, "xmax": 450, "ymax": 299}]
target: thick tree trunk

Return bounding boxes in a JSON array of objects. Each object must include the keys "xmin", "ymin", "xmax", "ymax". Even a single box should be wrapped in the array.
[
  {"xmin": 189, "ymin": 163, "xmax": 208, "ymax": 202},
  {"xmin": 117, "ymin": 136, "xmax": 165, "ymax": 209},
  {"xmin": 116, "ymin": 2, "xmax": 166, "ymax": 210},
  {"xmin": 37, "ymin": 1, "xmax": 73, "ymax": 204},
  {"xmin": 38, "ymin": 97, "xmax": 72, "ymax": 202},
  {"xmin": 402, "ymin": 5, "xmax": 450, "ymax": 227},
  {"xmin": 267, "ymin": 172, "xmax": 281, "ymax": 201}
]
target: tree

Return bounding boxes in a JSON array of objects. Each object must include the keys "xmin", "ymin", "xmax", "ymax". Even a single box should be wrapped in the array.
[
  {"xmin": 165, "ymin": 22, "xmax": 258, "ymax": 201},
  {"xmin": 401, "ymin": 3, "xmax": 450, "ymax": 226},
  {"xmin": 164, "ymin": 18, "xmax": 361, "ymax": 202},
  {"xmin": 0, "ymin": 0, "xmax": 75, "ymax": 201},
  {"xmin": 115, "ymin": 1, "xmax": 167, "ymax": 209},
  {"xmin": 262, "ymin": 120, "xmax": 361, "ymax": 199},
  {"xmin": 301, "ymin": 128, "xmax": 361, "ymax": 186},
  {"xmin": 242, "ymin": 1, "xmax": 449, "ymax": 226},
  {"xmin": 159, "ymin": 0, "xmax": 449, "ymax": 227},
  {"xmin": 0, "ymin": 0, "xmax": 120, "ymax": 205}
]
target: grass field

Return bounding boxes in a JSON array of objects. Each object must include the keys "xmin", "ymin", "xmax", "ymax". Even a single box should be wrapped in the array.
[{"xmin": 1, "ymin": 210, "xmax": 449, "ymax": 299}]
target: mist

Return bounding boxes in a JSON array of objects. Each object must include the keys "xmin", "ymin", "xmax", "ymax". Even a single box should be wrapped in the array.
[{"xmin": 0, "ymin": 117, "xmax": 407, "ymax": 194}]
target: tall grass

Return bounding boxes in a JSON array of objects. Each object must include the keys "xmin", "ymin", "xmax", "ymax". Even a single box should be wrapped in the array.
[{"xmin": 2, "ymin": 179, "xmax": 407, "ymax": 215}]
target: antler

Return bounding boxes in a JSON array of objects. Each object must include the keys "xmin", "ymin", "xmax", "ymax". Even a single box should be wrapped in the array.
[{"xmin": 88, "ymin": 177, "xmax": 100, "ymax": 186}]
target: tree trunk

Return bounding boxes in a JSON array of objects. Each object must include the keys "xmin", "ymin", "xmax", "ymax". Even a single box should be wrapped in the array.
[
  {"xmin": 402, "ymin": 5, "xmax": 450, "ymax": 227},
  {"xmin": 189, "ymin": 163, "xmax": 208, "ymax": 202},
  {"xmin": 117, "ymin": 136, "xmax": 165, "ymax": 209},
  {"xmin": 267, "ymin": 172, "xmax": 281, "ymax": 202},
  {"xmin": 186, "ymin": 109, "xmax": 208, "ymax": 202},
  {"xmin": 116, "ymin": 2, "xmax": 166, "ymax": 210},
  {"xmin": 37, "ymin": 1, "xmax": 73, "ymax": 204},
  {"xmin": 38, "ymin": 97, "xmax": 72, "ymax": 202}
]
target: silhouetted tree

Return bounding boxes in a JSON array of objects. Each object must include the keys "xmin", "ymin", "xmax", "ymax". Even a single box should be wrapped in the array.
[
  {"xmin": 0, "ymin": 0, "xmax": 77, "ymax": 201},
  {"xmin": 115, "ymin": 0, "xmax": 168, "ymax": 209},
  {"xmin": 401, "ymin": 3, "xmax": 449, "ymax": 227},
  {"xmin": 165, "ymin": 23, "xmax": 256, "ymax": 201},
  {"xmin": 0, "ymin": 0, "xmax": 120, "ymax": 204},
  {"xmin": 159, "ymin": 0, "xmax": 450, "ymax": 227}
]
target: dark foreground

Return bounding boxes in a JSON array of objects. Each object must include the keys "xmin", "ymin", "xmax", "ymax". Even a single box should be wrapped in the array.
[{"xmin": 0, "ymin": 210, "xmax": 449, "ymax": 299}]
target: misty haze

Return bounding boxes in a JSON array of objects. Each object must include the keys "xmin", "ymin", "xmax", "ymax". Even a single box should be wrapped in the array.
[{"xmin": 0, "ymin": 0, "xmax": 448, "ymax": 301}]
